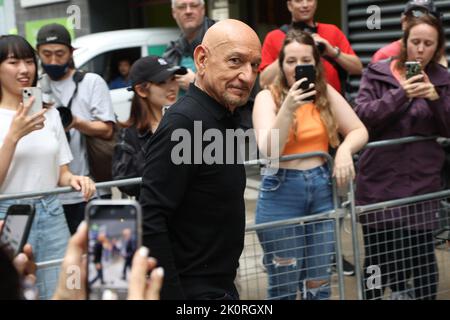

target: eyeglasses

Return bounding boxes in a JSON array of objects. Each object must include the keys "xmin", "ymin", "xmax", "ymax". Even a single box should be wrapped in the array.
[{"xmin": 175, "ymin": 2, "xmax": 202, "ymax": 11}]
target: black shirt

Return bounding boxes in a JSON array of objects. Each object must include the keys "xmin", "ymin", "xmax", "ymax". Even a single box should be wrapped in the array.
[{"xmin": 140, "ymin": 84, "xmax": 246, "ymax": 300}]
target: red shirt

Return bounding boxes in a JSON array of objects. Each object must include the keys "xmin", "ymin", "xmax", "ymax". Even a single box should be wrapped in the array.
[{"xmin": 260, "ymin": 23, "xmax": 357, "ymax": 93}]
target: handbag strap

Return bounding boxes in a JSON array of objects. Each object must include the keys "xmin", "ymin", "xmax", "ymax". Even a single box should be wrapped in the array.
[{"xmin": 67, "ymin": 70, "xmax": 87, "ymax": 110}]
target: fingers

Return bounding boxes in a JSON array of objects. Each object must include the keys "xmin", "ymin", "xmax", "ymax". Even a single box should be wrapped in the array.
[
  {"xmin": 13, "ymin": 253, "xmax": 29, "ymax": 275},
  {"xmin": 128, "ymin": 247, "xmax": 150, "ymax": 300},
  {"xmin": 146, "ymin": 266, "xmax": 164, "ymax": 300},
  {"xmin": 21, "ymin": 97, "xmax": 35, "ymax": 115},
  {"xmin": 29, "ymin": 108, "xmax": 47, "ymax": 120},
  {"xmin": 22, "ymin": 244, "xmax": 37, "ymax": 275},
  {"xmin": 333, "ymin": 163, "xmax": 355, "ymax": 188},
  {"xmin": 77, "ymin": 176, "xmax": 95, "ymax": 201}
]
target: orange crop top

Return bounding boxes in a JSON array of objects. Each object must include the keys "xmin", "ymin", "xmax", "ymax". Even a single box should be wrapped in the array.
[{"xmin": 282, "ymin": 102, "xmax": 329, "ymax": 156}]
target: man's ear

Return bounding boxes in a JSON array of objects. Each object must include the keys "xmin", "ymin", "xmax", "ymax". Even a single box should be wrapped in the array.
[{"xmin": 194, "ymin": 45, "xmax": 208, "ymax": 77}]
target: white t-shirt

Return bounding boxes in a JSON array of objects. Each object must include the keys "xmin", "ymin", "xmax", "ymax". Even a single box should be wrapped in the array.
[
  {"xmin": 0, "ymin": 107, "xmax": 73, "ymax": 194},
  {"xmin": 45, "ymin": 73, "xmax": 116, "ymax": 204}
]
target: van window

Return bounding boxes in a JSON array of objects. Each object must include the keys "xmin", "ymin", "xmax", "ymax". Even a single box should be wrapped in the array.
[{"xmin": 79, "ymin": 47, "xmax": 141, "ymax": 89}]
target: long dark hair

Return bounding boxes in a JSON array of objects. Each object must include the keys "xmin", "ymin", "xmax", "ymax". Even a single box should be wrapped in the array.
[
  {"xmin": 0, "ymin": 35, "xmax": 38, "ymax": 102},
  {"xmin": 121, "ymin": 83, "xmax": 153, "ymax": 133},
  {"xmin": 397, "ymin": 14, "xmax": 445, "ymax": 70},
  {"xmin": 272, "ymin": 29, "xmax": 339, "ymax": 147}
]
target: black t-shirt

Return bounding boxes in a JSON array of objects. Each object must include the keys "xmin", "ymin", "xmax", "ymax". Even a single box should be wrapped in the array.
[{"xmin": 140, "ymin": 84, "xmax": 246, "ymax": 300}]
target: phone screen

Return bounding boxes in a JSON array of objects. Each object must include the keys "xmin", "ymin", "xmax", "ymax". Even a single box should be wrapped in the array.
[
  {"xmin": 405, "ymin": 62, "xmax": 422, "ymax": 80},
  {"xmin": 86, "ymin": 201, "xmax": 141, "ymax": 300},
  {"xmin": 0, "ymin": 205, "xmax": 35, "ymax": 256}
]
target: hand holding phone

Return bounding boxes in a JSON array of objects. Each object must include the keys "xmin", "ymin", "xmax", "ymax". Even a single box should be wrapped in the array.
[
  {"xmin": 22, "ymin": 87, "xmax": 43, "ymax": 116},
  {"xmin": 0, "ymin": 205, "xmax": 35, "ymax": 257},
  {"xmin": 86, "ymin": 200, "xmax": 142, "ymax": 300},
  {"xmin": 295, "ymin": 64, "xmax": 316, "ymax": 101},
  {"xmin": 405, "ymin": 61, "xmax": 422, "ymax": 81}
]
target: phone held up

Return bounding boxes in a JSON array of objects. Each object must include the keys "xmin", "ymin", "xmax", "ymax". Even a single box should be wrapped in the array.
[
  {"xmin": 22, "ymin": 87, "xmax": 43, "ymax": 116},
  {"xmin": 0, "ymin": 204, "xmax": 35, "ymax": 257},
  {"xmin": 405, "ymin": 61, "xmax": 422, "ymax": 80},
  {"xmin": 295, "ymin": 64, "xmax": 316, "ymax": 102},
  {"xmin": 86, "ymin": 200, "xmax": 142, "ymax": 300}
]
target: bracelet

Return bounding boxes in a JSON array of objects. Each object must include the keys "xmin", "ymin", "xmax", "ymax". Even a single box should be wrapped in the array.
[{"xmin": 333, "ymin": 46, "xmax": 341, "ymax": 59}]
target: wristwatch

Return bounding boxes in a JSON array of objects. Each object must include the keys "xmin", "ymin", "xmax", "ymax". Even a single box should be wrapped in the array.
[{"xmin": 333, "ymin": 46, "xmax": 341, "ymax": 59}]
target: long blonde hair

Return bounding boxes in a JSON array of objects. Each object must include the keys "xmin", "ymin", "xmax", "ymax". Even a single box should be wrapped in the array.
[{"xmin": 269, "ymin": 30, "xmax": 340, "ymax": 148}]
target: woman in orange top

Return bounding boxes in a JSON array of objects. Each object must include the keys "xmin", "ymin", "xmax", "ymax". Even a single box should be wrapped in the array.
[{"xmin": 253, "ymin": 30, "xmax": 368, "ymax": 300}]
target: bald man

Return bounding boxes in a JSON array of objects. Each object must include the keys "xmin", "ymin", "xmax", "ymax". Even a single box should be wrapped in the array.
[{"xmin": 140, "ymin": 20, "xmax": 261, "ymax": 300}]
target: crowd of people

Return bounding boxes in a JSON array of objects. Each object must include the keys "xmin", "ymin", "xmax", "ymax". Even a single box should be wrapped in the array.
[{"xmin": 0, "ymin": 0, "xmax": 449, "ymax": 301}]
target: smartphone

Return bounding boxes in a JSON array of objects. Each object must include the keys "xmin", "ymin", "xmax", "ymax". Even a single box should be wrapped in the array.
[
  {"xmin": 22, "ymin": 87, "xmax": 43, "ymax": 116},
  {"xmin": 0, "ymin": 204, "xmax": 35, "ymax": 257},
  {"xmin": 295, "ymin": 64, "xmax": 316, "ymax": 101},
  {"xmin": 405, "ymin": 61, "xmax": 422, "ymax": 80},
  {"xmin": 85, "ymin": 200, "xmax": 142, "ymax": 300}
]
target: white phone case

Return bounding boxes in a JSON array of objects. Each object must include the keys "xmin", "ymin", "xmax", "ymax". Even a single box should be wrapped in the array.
[{"xmin": 22, "ymin": 87, "xmax": 43, "ymax": 116}]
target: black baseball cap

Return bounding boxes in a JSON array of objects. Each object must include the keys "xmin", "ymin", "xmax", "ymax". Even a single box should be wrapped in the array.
[
  {"xmin": 36, "ymin": 23, "xmax": 72, "ymax": 48},
  {"xmin": 404, "ymin": 0, "xmax": 440, "ymax": 19},
  {"xmin": 127, "ymin": 56, "xmax": 187, "ymax": 91}
]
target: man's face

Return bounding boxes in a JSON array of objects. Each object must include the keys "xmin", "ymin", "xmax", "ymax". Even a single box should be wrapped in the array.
[
  {"xmin": 199, "ymin": 37, "xmax": 261, "ymax": 111},
  {"xmin": 37, "ymin": 43, "xmax": 72, "ymax": 66},
  {"xmin": 287, "ymin": 0, "xmax": 317, "ymax": 24},
  {"xmin": 118, "ymin": 60, "xmax": 131, "ymax": 78},
  {"xmin": 172, "ymin": 0, "xmax": 205, "ymax": 35}
]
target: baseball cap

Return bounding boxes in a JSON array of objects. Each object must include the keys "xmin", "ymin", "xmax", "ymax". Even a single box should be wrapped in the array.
[
  {"xmin": 127, "ymin": 56, "xmax": 187, "ymax": 91},
  {"xmin": 36, "ymin": 23, "xmax": 72, "ymax": 48},
  {"xmin": 404, "ymin": 0, "xmax": 440, "ymax": 19}
]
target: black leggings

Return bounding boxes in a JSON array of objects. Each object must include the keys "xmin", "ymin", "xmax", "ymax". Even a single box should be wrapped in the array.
[{"xmin": 362, "ymin": 226, "xmax": 438, "ymax": 300}]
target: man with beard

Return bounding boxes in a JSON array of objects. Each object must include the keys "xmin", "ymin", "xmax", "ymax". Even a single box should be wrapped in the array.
[{"xmin": 140, "ymin": 19, "xmax": 261, "ymax": 300}]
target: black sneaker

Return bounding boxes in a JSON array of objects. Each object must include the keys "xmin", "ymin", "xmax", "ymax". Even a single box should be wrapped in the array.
[{"xmin": 342, "ymin": 258, "xmax": 355, "ymax": 276}]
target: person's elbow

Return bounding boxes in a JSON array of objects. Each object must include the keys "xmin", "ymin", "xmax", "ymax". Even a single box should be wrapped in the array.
[{"xmin": 347, "ymin": 58, "xmax": 364, "ymax": 76}]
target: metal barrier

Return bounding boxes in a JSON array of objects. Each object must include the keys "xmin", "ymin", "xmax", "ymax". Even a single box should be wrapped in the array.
[
  {"xmin": 346, "ymin": 136, "xmax": 450, "ymax": 300},
  {"xmin": 238, "ymin": 151, "xmax": 348, "ymax": 300},
  {"xmin": 3, "ymin": 137, "xmax": 450, "ymax": 300}
]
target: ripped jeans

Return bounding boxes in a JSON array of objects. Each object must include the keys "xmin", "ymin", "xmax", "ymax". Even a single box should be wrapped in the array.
[{"xmin": 255, "ymin": 165, "xmax": 335, "ymax": 300}]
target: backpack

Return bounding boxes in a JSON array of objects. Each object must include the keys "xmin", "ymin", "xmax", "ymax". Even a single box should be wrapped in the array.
[{"xmin": 71, "ymin": 71, "xmax": 118, "ymax": 182}]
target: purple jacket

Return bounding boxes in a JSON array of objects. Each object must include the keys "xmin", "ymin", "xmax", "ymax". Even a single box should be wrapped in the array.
[{"xmin": 355, "ymin": 59, "xmax": 450, "ymax": 230}]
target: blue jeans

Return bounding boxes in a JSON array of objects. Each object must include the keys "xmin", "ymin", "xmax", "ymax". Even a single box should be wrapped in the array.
[
  {"xmin": 0, "ymin": 195, "xmax": 70, "ymax": 300},
  {"xmin": 255, "ymin": 165, "xmax": 335, "ymax": 300}
]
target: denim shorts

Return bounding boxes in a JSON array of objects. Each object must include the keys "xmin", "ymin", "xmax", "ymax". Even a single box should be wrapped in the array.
[
  {"xmin": 0, "ymin": 195, "xmax": 70, "ymax": 300},
  {"xmin": 255, "ymin": 165, "xmax": 335, "ymax": 300}
]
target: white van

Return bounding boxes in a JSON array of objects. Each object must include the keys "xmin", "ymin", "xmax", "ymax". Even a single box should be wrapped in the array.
[{"xmin": 72, "ymin": 28, "xmax": 179, "ymax": 121}]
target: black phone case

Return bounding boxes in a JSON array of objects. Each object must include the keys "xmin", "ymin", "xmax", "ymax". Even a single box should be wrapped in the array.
[
  {"xmin": 0, "ymin": 204, "xmax": 35, "ymax": 256},
  {"xmin": 295, "ymin": 65, "xmax": 316, "ymax": 101}
]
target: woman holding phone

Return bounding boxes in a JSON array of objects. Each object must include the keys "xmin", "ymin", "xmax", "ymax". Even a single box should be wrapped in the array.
[
  {"xmin": 355, "ymin": 15, "xmax": 450, "ymax": 300},
  {"xmin": 252, "ymin": 30, "xmax": 368, "ymax": 300},
  {"xmin": 0, "ymin": 35, "xmax": 96, "ymax": 299}
]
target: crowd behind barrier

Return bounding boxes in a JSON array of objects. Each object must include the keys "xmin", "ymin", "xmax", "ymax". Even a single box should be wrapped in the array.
[{"xmin": 3, "ymin": 137, "xmax": 449, "ymax": 300}]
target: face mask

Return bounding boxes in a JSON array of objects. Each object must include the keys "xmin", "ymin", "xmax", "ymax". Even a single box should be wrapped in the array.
[{"xmin": 42, "ymin": 62, "xmax": 70, "ymax": 81}]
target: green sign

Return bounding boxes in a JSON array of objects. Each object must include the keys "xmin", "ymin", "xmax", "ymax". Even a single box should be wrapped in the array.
[
  {"xmin": 147, "ymin": 45, "xmax": 168, "ymax": 57},
  {"xmin": 0, "ymin": 0, "xmax": 4, "ymax": 7},
  {"xmin": 25, "ymin": 18, "xmax": 75, "ymax": 49}
]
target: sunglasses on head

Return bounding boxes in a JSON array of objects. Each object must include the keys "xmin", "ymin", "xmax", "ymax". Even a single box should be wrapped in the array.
[{"xmin": 407, "ymin": 8, "xmax": 441, "ymax": 20}]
